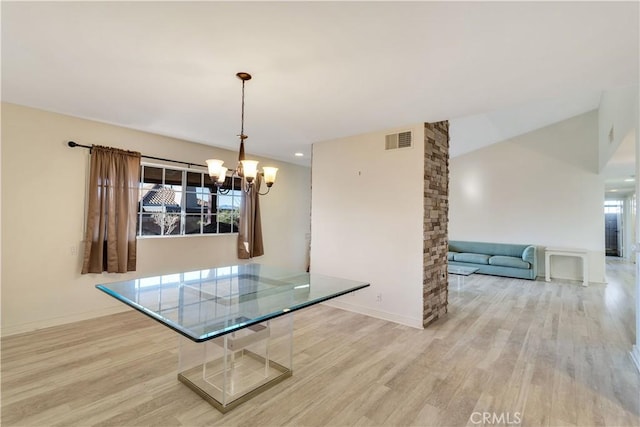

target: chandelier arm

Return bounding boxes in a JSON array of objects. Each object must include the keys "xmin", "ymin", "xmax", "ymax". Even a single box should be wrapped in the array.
[
  {"xmin": 238, "ymin": 177, "xmax": 251, "ymax": 194},
  {"xmin": 257, "ymin": 186, "xmax": 271, "ymax": 196}
]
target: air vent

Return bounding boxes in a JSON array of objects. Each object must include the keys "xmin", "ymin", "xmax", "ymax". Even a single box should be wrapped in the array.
[{"xmin": 385, "ymin": 131, "xmax": 412, "ymax": 150}]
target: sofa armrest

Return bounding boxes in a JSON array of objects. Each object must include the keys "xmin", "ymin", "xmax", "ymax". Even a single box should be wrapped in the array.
[{"xmin": 522, "ymin": 245, "xmax": 537, "ymax": 266}]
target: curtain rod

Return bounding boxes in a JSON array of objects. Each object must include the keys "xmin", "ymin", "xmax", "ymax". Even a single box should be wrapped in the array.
[{"xmin": 67, "ymin": 141, "xmax": 207, "ymax": 168}]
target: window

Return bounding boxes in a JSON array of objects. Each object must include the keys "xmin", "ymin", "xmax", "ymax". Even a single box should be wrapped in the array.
[
  {"xmin": 604, "ymin": 200, "xmax": 623, "ymax": 214},
  {"xmin": 137, "ymin": 164, "xmax": 241, "ymax": 237}
]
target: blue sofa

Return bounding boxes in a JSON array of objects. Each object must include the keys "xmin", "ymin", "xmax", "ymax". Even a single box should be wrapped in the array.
[{"xmin": 448, "ymin": 240, "xmax": 537, "ymax": 280}]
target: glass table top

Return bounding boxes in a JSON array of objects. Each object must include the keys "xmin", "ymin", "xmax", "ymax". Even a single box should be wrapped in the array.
[
  {"xmin": 447, "ymin": 265, "xmax": 480, "ymax": 276},
  {"xmin": 96, "ymin": 264, "xmax": 369, "ymax": 342}
]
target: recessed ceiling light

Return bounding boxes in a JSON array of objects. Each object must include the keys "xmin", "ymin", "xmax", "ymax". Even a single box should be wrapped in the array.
[
  {"xmin": 610, "ymin": 189, "xmax": 618, "ymax": 192},
  {"xmin": 624, "ymin": 178, "xmax": 635, "ymax": 182},
  {"xmin": 294, "ymin": 152, "xmax": 304, "ymax": 157}
]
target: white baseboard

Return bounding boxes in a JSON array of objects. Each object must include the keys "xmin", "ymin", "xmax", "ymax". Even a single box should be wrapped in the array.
[
  {"xmin": 1, "ymin": 305, "xmax": 129, "ymax": 337},
  {"xmin": 631, "ymin": 345, "xmax": 640, "ymax": 374},
  {"xmin": 321, "ymin": 300, "xmax": 423, "ymax": 329},
  {"xmin": 536, "ymin": 275, "xmax": 607, "ymax": 286}
]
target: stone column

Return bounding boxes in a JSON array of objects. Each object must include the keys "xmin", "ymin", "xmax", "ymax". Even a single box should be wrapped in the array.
[{"xmin": 423, "ymin": 121, "xmax": 449, "ymax": 327}]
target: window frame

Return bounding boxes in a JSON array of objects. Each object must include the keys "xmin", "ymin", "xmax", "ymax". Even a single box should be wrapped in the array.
[{"xmin": 137, "ymin": 162, "xmax": 241, "ymax": 238}]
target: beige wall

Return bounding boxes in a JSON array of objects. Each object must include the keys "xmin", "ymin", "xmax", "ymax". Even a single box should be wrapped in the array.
[
  {"xmin": 450, "ymin": 110, "xmax": 606, "ymax": 283},
  {"xmin": 311, "ymin": 124, "xmax": 425, "ymax": 328},
  {"xmin": 1, "ymin": 103, "xmax": 311, "ymax": 336}
]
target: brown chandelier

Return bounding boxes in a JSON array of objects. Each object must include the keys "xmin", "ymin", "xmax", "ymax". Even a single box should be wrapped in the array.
[{"xmin": 206, "ymin": 72, "xmax": 278, "ymax": 195}]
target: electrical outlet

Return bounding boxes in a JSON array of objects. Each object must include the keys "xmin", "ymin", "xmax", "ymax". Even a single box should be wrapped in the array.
[
  {"xmin": 70, "ymin": 245, "xmax": 78, "ymax": 256},
  {"xmin": 376, "ymin": 293, "xmax": 382, "ymax": 303}
]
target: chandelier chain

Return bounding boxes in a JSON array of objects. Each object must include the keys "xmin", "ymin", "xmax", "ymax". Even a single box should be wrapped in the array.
[{"xmin": 240, "ymin": 79, "xmax": 247, "ymax": 140}]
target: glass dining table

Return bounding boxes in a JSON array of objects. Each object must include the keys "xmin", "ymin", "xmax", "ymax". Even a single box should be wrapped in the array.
[{"xmin": 96, "ymin": 263, "xmax": 369, "ymax": 413}]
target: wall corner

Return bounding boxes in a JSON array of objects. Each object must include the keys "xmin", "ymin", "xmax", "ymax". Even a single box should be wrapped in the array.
[{"xmin": 423, "ymin": 120, "xmax": 450, "ymax": 327}]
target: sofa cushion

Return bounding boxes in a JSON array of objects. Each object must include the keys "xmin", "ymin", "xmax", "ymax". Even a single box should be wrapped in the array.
[
  {"xmin": 449, "ymin": 240, "xmax": 529, "ymax": 258},
  {"xmin": 447, "ymin": 251, "xmax": 457, "ymax": 261},
  {"xmin": 454, "ymin": 253, "xmax": 491, "ymax": 264},
  {"xmin": 489, "ymin": 255, "xmax": 531, "ymax": 269}
]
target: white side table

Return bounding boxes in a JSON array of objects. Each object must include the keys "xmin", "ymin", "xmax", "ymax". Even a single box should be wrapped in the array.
[{"xmin": 544, "ymin": 247, "xmax": 589, "ymax": 287}]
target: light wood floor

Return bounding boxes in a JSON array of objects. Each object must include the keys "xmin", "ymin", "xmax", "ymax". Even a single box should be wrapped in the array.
[{"xmin": 2, "ymin": 259, "xmax": 639, "ymax": 426}]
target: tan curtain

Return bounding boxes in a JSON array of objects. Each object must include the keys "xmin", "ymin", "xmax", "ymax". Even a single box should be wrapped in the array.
[
  {"xmin": 82, "ymin": 146, "xmax": 141, "ymax": 274},
  {"xmin": 237, "ymin": 173, "xmax": 264, "ymax": 259}
]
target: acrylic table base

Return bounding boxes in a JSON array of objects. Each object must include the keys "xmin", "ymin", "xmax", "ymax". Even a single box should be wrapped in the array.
[
  {"xmin": 177, "ymin": 314, "xmax": 293, "ymax": 413},
  {"xmin": 448, "ymin": 266, "xmax": 479, "ymax": 288}
]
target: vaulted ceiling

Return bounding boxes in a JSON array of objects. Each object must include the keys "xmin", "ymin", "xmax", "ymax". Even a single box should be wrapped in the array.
[{"xmin": 2, "ymin": 2, "xmax": 638, "ymax": 166}]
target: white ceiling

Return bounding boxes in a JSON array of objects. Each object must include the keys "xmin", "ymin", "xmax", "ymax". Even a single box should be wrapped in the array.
[{"xmin": 2, "ymin": 2, "xmax": 638, "ymax": 166}]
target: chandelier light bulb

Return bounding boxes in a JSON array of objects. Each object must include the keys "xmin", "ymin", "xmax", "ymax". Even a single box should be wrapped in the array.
[
  {"xmin": 241, "ymin": 160, "xmax": 259, "ymax": 183},
  {"xmin": 217, "ymin": 166, "xmax": 228, "ymax": 184},
  {"xmin": 263, "ymin": 167, "xmax": 278, "ymax": 187},
  {"xmin": 206, "ymin": 159, "xmax": 225, "ymax": 181}
]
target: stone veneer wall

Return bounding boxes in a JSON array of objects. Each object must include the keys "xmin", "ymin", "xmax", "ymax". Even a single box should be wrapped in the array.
[{"xmin": 423, "ymin": 121, "xmax": 450, "ymax": 327}]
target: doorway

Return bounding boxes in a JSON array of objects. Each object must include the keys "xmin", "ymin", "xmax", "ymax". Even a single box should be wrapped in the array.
[{"xmin": 605, "ymin": 200, "xmax": 624, "ymax": 257}]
